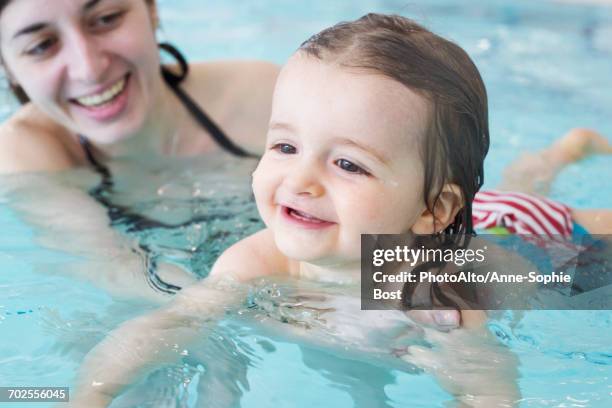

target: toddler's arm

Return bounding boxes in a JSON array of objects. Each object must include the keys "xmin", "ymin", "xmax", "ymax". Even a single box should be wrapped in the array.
[
  {"xmin": 69, "ymin": 229, "xmax": 284, "ymax": 407},
  {"xmin": 69, "ymin": 275, "xmax": 244, "ymax": 406}
]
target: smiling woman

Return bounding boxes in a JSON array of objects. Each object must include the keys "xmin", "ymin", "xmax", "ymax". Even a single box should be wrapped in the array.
[{"xmin": 0, "ymin": 0, "xmax": 278, "ymax": 164}]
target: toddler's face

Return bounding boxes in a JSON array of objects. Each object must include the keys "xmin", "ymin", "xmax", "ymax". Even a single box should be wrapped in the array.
[{"xmin": 253, "ymin": 54, "xmax": 431, "ymax": 268}]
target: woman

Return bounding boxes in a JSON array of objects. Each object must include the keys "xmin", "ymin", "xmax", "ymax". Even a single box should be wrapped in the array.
[{"xmin": 0, "ymin": 0, "xmax": 277, "ymax": 171}]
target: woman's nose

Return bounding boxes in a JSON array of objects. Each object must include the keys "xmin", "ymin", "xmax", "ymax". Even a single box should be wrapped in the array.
[{"xmin": 66, "ymin": 33, "xmax": 110, "ymax": 83}]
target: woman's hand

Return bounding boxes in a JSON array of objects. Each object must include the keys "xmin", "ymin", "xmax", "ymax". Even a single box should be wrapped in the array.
[
  {"xmin": 401, "ymin": 324, "xmax": 520, "ymax": 407},
  {"xmin": 406, "ymin": 309, "xmax": 461, "ymax": 331}
]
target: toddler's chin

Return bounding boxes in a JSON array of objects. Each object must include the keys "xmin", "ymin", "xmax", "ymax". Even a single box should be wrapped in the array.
[{"xmin": 276, "ymin": 239, "xmax": 318, "ymax": 262}]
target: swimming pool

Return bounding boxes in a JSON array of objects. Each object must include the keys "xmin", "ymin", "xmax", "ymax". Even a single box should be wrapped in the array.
[{"xmin": 1, "ymin": 0, "xmax": 611, "ymax": 407}]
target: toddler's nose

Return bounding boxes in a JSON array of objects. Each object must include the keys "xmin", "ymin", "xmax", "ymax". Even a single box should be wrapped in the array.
[{"xmin": 285, "ymin": 167, "xmax": 324, "ymax": 197}]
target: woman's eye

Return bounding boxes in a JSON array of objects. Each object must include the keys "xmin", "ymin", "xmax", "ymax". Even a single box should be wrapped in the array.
[
  {"xmin": 272, "ymin": 143, "xmax": 297, "ymax": 154},
  {"xmin": 24, "ymin": 37, "xmax": 57, "ymax": 57},
  {"xmin": 92, "ymin": 11, "xmax": 124, "ymax": 30},
  {"xmin": 335, "ymin": 159, "xmax": 370, "ymax": 175}
]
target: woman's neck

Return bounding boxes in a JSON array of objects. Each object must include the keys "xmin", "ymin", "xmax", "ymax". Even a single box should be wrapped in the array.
[{"xmin": 90, "ymin": 77, "xmax": 189, "ymax": 160}]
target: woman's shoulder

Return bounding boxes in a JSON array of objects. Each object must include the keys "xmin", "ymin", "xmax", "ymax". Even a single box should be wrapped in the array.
[
  {"xmin": 189, "ymin": 59, "xmax": 280, "ymax": 83},
  {"xmin": 0, "ymin": 104, "xmax": 80, "ymax": 174},
  {"xmin": 184, "ymin": 60, "xmax": 280, "ymax": 153},
  {"xmin": 185, "ymin": 59, "xmax": 279, "ymax": 104}
]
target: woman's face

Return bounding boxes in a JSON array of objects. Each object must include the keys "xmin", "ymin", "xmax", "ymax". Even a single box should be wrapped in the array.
[{"xmin": 0, "ymin": 0, "xmax": 162, "ymax": 144}]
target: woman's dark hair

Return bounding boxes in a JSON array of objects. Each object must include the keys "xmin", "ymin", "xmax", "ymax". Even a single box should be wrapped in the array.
[
  {"xmin": 0, "ymin": 0, "xmax": 157, "ymax": 104},
  {"xmin": 0, "ymin": 0, "xmax": 29, "ymax": 103},
  {"xmin": 299, "ymin": 13, "xmax": 490, "ymax": 237}
]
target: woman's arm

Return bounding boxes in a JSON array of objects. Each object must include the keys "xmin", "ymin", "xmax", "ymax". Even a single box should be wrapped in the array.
[
  {"xmin": 1, "ymin": 172, "xmax": 197, "ymax": 302},
  {"xmin": 401, "ymin": 240, "xmax": 535, "ymax": 406},
  {"xmin": 0, "ymin": 110, "xmax": 199, "ymax": 300},
  {"xmin": 402, "ymin": 324, "xmax": 520, "ymax": 407}
]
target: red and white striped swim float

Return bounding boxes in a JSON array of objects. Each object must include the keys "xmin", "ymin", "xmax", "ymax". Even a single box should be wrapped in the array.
[{"xmin": 472, "ymin": 190, "xmax": 574, "ymax": 238}]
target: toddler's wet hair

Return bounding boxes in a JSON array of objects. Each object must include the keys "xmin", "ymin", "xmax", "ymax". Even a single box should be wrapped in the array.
[{"xmin": 300, "ymin": 13, "xmax": 490, "ymax": 236}]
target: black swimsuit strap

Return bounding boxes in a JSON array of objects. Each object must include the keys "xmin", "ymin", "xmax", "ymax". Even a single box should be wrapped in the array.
[
  {"xmin": 78, "ymin": 136, "xmax": 182, "ymax": 294},
  {"xmin": 78, "ymin": 135, "xmax": 221, "ymax": 230},
  {"xmin": 78, "ymin": 136, "xmax": 159, "ymax": 225},
  {"xmin": 158, "ymin": 43, "xmax": 259, "ymax": 159},
  {"xmin": 78, "ymin": 135, "xmax": 111, "ymax": 179}
]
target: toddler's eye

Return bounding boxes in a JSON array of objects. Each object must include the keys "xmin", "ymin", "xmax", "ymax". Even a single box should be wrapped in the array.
[
  {"xmin": 335, "ymin": 159, "xmax": 370, "ymax": 175},
  {"xmin": 271, "ymin": 143, "xmax": 297, "ymax": 154}
]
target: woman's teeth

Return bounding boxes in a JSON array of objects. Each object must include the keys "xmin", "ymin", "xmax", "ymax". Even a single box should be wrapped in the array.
[{"xmin": 76, "ymin": 78, "xmax": 126, "ymax": 107}]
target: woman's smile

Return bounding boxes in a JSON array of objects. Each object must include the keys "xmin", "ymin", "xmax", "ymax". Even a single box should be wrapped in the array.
[{"xmin": 70, "ymin": 73, "xmax": 131, "ymax": 122}]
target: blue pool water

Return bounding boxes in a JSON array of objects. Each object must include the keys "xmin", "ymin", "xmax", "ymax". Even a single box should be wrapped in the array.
[{"xmin": 1, "ymin": 0, "xmax": 612, "ymax": 407}]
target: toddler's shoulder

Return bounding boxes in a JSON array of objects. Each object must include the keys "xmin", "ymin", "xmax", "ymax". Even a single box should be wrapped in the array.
[{"xmin": 210, "ymin": 228, "xmax": 289, "ymax": 282}]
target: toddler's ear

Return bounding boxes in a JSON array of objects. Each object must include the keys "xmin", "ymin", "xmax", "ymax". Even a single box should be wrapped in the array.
[{"xmin": 410, "ymin": 184, "xmax": 464, "ymax": 234}]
